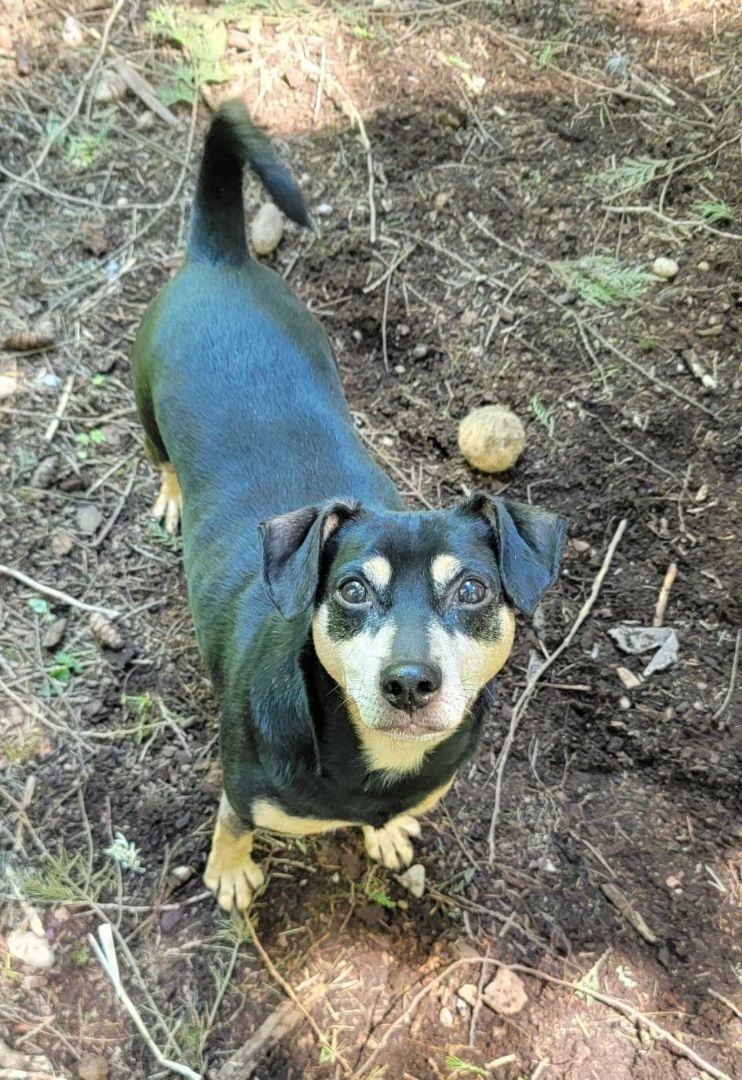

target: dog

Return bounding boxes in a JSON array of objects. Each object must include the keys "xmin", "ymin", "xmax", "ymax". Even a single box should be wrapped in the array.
[{"xmin": 133, "ymin": 100, "xmax": 567, "ymax": 912}]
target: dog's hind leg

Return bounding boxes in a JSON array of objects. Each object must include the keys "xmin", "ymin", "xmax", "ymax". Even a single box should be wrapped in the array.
[{"xmin": 204, "ymin": 792, "xmax": 265, "ymax": 912}]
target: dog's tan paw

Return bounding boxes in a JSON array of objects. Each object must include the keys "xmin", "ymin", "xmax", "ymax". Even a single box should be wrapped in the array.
[
  {"xmin": 151, "ymin": 463, "xmax": 182, "ymax": 535},
  {"xmin": 363, "ymin": 814, "xmax": 421, "ymax": 871},
  {"xmin": 204, "ymin": 855, "xmax": 265, "ymax": 912}
]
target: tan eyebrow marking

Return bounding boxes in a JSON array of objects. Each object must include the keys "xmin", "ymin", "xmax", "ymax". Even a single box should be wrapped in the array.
[
  {"xmin": 362, "ymin": 556, "xmax": 393, "ymax": 591},
  {"xmin": 430, "ymin": 554, "xmax": 463, "ymax": 589}
]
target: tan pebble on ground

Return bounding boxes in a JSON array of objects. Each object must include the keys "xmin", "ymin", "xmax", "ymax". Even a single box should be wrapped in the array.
[
  {"xmin": 483, "ymin": 968, "xmax": 528, "ymax": 1015},
  {"xmin": 7, "ymin": 927, "xmax": 55, "ymax": 970},
  {"xmin": 251, "ymin": 203, "xmax": 284, "ymax": 255},
  {"xmin": 651, "ymin": 256, "xmax": 679, "ymax": 280},
  {"xmin": 458, "ymin": 404, "xmax": 526, "ymax": 473},
  {"xmin": 78, "ymin": 1051, "xmax": 109, "ymax": 1080}
]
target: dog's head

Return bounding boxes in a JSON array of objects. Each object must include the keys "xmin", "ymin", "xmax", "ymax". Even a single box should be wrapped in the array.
[{"xmin": 258, "ymin": 498, "xmax": 566, "ymax": 744}]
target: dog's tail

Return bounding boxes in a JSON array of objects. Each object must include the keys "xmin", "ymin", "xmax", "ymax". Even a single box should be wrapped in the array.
[{"xmin": 187, "ymin": 100, "xmax": 312, "ymax": 264}]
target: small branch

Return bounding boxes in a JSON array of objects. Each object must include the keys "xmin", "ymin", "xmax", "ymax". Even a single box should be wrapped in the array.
[
  {"xmin": 246, "ymin": 917, "xmax": 354, "ymax": 1077},
  {"xmin": 92, "ymin": 465, "xmax": 138, "ymax": 548},
  {"xmin": 603, "ymin": 203, "xmax": 742, "ymax": 242},
  {"xmin": 43, "ymin": 374, "xmax": 75, "ymax": 443},
  {"xmin": 712, "ymin": 628, "xmax": 741, "ymax": 721},
  {"xmin": 88, "ymin": 923, "xmax": 202, "ymax": 1080},
  {"xmin": 112, "ymin": 58, "xmax": 180, "ymax": 128},
  {"xmin": 708, "ymin": 988, "xmax": 742, "ymax": 1021},
  {"xmin": 653, "ymin": 561, "xmax": 678, "ymax": 627},
  {"xmin": 0, "ymin": 563, "xmax": 119, "ymax": 618},
  {"xmin": 488, "ymin": 518, "xmax": 627, "ymax": 861}
]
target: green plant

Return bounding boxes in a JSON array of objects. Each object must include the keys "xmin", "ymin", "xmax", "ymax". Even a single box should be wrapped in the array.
[
  {"xmin": 65, "ymin": 117, "xmax": 115, "ymax": 170},
  {"xmin": 159, "ymin": 63, "xmax": 198, "ymax": 106},
  {"xmin": 47, "ymin": 650, "xmax": 81, "ymax": 686},
  {"xmin": 74, "ymin": 428, "xmax": 105, "ymax": 459},
  {"xmin": 530, "ymin": 395, "xmax": 555, "ymax": 437},
  {"xmin": 365, "ymin": 870, "xmax": 396, "ymax": 909},
  {"xmin": 121, "ymin": 692, "xmax": 156, "ymax": 744},
  {"xmin": 551, "ymin": 256, "xmax": 654, "ymax": 308},
  {"xmin": 538, "ymin": 44, "xmax": 555, "ymax": 67},
  {"xmin": 90, "ymin": 373, "xmax": 107, "ymax": 387},
  {"xmin": 592, "ymin": 156, "xmax": 667, "ymax": 195},
  {"xmin": 105, "ymin": 831, "xmax": 145, "ymax": 874},
  {"xmin": 27, "ymin": 597, "xmax": 54, "ymax": 621},
  {"xmin": 70, "ymin": 942, "xmax": 91, "ymax": 967},
  {"xmin": 148, "ymin": 517, "xmax": 183, "ymax": 552},
  {"xmin": 693, "ymin": 198, "xmax": 733, "ymax": 224},
  {"xmin": 444, "ymin": 1056, "xmax": 488, "ymax": 1076},
  {"xmin": 19, "ymin": 848, "xmax": 112, "ymax": 905},
  {"xmin": 149, "ymin": 6, "xmax": 232, "ymax": 84}
]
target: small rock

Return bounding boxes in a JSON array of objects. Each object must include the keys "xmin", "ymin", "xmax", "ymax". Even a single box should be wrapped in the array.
[
  {"xmin": 79, "ymin": 221, "xmax": 108, "ymax": 257},
  {"xmin": 393, "ymin": 364, "xmax": 405, "ymax": 375},
  {"xmin": 169, "ymin": 865, "xmax": 195, "ymax": 885},
  {"xmin": 619, "ymin": 696, "xmax": 631, "ymax": 710},
  {"xmin": 76, "ymin": 504, "xmax": 103, "ymax": 535},
  {"xmin": 53, "ymin": 907, "xmax": 71, "ymax": 922},
  {"xmin": 62, "ymin": 15, "xmax": 84, "ymax": 46},
  {"xmin": 0, "ymin": 373, "xmax": 18, "ymax": 397},
  {"xmin": 42, "ymin": 618, "xmax": 67, "ymax": 650},
  {"xmin": 571, "ymin": 539, "xmax": 590, "ymax": 553},
  {"xmin": 251, "ymin": 203, "xmax": 284, "ymax": 255},
  {"xmin": 78, "ymin": 1052, "xmax": 109, "ymax": 1080},
  {"xmin": 438, "ymin": 1006, "xmax": 455, "ymax": 1027},
  {"xmin": 412, "ymin": 343, "xmax": 430, "ymax": 359},
  {"xmin": 651, "ymin": 256, "xmax": 679, "ymax": 281},
  {"xmin": 616, "ymin": 666, "xmax": 642, "ymax": 690},
  {"xmin": 51, "ymin": 531, "xmax": 74, "ymax": 557},
  {"xmin": 31, "ymin": 456, "xmax": 59, "ymax": 489},
  {"xmin": 458, "ymin": 404, "xmax": 526, "ymax": 473},
  {"xmin": 665, "ymin": 874, "xmax": 682, "ymax": 889},
  {"xmin": 483, "ymin": 968, "xmax": 528, "ymax": 1015},
  {"xmin": 697, "ymin": 260, "xmax": 710, "ymax": 272},
  {"xmin": 160, "ymin": 908, "xmax": 184, "ymax": 934},
  {"xmin": 457, "ymin": 983, "xmax": 479, "ymax": 1008},
  {"xmin": 316, "ymin": 202, "xmax": 334, "ymax": 216},
  {"xmin": 434, "ymin": 191, "xmax": 451, "ymax": 210},
  {"xmin": 93, "ymin": 69, "xmax": 126, "ymax": 104},
  {"xmin": 396, "ymin": 863, "xmax": 425, "ymax": 898},
  {"xmin": 8, "ymin": 927, "xmax": 55, "ymax": 970},
  {"xmin": 694, "ymin": 483, "xmax": 709, "ymax": 503}
]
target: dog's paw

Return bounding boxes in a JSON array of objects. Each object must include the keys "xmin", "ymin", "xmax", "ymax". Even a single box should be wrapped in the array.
[
  {"xmin": 151, "ymin": 464, "xmax": 182, "ymax": 535},
  {"xmin": 363, "ymin": 814, "xmax": 421, "ymax": 871},
  {"xmin": 204, "ymin": 851, "xmax": 265, "ymax": 913}
]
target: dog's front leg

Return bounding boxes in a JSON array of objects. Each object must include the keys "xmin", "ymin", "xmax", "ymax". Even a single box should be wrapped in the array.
[
  {"xmin": 362, "ymin": 778, "xmax": 455, "ymax": 871},
  {"xmin": 204, "ymin": 792, "xmax": 264, "ymax": 912}
]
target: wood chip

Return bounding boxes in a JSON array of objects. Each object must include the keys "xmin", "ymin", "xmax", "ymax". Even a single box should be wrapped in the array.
[
  {"xmin": 112, "ymin": 59, "xmax": 180, "ymax": 127},
  {"xmin": 214, "ymin": 986, "xmax": 323, "ymax": 1079},
  {"xmin": 601, "ymin": 882, "xmax": 658, "ymax": 944}
]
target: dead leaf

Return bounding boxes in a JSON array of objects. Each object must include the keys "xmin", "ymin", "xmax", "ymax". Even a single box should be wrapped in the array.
[
  {"xmin": 42, "ymin": 618, "xmax": 67, "ymax": 650},
  {"xmin": 51, "ymin": 531, "xmax": 74, "ymax": 557},
  {"xmin": 79, "ymin": 221, "xmax": 109, "ymax": 257},
  {"xmin": 2, "ymin": 324, "xmax": 56, "ymax": 351},
  {"xmin": 76, "ymin": 504, "xmax": 103, "ymax": 535},
  {"xmin": 78, "ymin": 1052, "xmax": 109, "ymax": 1080},
  {"xmin": 31, "ymin": 456, "xmax": 59, "ymax": 489}
]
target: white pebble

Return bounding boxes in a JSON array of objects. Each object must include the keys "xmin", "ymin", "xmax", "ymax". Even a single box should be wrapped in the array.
[
  {"xmin": 316, "ymin": 202, "xmax": 334, "ymax": 216},
  {"xmin": 396, "ymin": 863, "xmax": 425, "ymax": 898},
  {"xmin": 62, "ymin": 15, "xmax": 84, "ymax": 46},
  {"xmin": 8, "ymin": 927, "xmax": 55, "ymax": 970},
  {"xmin": 651, "ymin": 257, "xmax": 679, "ymax": 280},
  {"xmin": 251, "ymin": 203, "xmax": 284, "ymax": 256}
]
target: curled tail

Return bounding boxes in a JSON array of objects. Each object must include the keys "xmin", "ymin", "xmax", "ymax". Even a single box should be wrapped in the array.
[{"xmin": 188, "ymin": 100, "xmax": 312, "ymax": 265}]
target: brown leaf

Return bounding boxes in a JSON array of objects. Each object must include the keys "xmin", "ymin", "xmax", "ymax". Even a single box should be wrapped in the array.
[
  {"xmin": 42, "ymin": 617, "xmax": 67, "ymax": 650},
  {"xmin": 79, "ymin": 221, "xmax": 108, "ymax": 257},
  {"xmin": 31, "ymin": 456, "xmax": 59, "ymax": 489},
  {"xmin": 51, "ymin": 530, "xmax": 74, "ymax": 557},
  {"xmin": 2, "ymin": 325, "xmax": 55, "ymax": 351}
]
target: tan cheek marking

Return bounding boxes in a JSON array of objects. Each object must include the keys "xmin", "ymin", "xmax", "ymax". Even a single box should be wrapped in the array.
[
  {"xmin": 362, "ymin": 555, "xmax": 392, "ymax": 591},
  {"xmin": 457, "ymin": 605, "xmax": 516, "ymax": 687},
  {"xmin": 431, "ymin": 553, "xmax": 463, "ymax": 589},
  {"xmin": 252, "ymin": 799, "xmax": 355, "ymax": 835},
  {"xmin": 312, "ymin": 604, "xmax": 345, "ymax": 685}
]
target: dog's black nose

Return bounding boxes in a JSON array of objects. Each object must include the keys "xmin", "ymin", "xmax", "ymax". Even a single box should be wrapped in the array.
[{"xmin": 380, "ymin": 661, "xmax": 442, "ymax": 711}]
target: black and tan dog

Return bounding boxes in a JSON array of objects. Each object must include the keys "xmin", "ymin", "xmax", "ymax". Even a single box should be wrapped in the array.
[{"xmin": 133, "ymin": 101, "xmax": 567, "ymax": 912}]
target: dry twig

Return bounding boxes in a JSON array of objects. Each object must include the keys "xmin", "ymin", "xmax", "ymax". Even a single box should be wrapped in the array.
[
  {"xmin": 712, "ymin": 628, "xmax": 741, "ymax": 721},
  {"xmin": 653, "ymin": 561, "xmax": 678, "ymax": 626},
  {"xmin": 0, "ymin": 563, "xmax": 120, "ymax": 618}
]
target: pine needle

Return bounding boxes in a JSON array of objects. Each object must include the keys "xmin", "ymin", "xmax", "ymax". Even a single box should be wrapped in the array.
[{"xmin": 551, "ymin": 256, "xmax": 655, "ymax": 308}]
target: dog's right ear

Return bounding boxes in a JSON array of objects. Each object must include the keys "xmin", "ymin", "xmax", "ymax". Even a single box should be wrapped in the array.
[{"xmin": 258, "ymin": 501, "xmax": 359, "ymax": 620}]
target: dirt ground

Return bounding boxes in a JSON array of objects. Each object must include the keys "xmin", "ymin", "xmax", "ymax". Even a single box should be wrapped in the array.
[{"xmin": 1, "ymin": 1, "xmax": 741, "ymax": 1078}]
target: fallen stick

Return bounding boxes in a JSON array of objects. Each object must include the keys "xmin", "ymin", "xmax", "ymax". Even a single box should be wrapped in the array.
[
  {"xmin": 43, "ymin": 374, "xmax": 75, "ymax": 443},
  {"xmin": 712, "ymin": 628, "xmax": 740, "ymax": 721},
  {"xmin": 601, "ymin": 882, "xmax": 657, "ymax": 944},
  {"xmin": 0, "ymin": 563, "xmax": 119, "ymax": 618},
  {"xmin": 355, "ymin": 955, "xmax": 732, "ymax": 1080},
  {"xmin": 112, "ymin": 58, "xmax": 181, "ymax": 128},
  {"xmin": 214, "ymin": 985, "xmax": 324, "ymax": 1079},
  {"xmin": 89, "ymin": 923, "xmax": 201, "ymax": 1080},
  {"xmin": 653, "ymin": 561, "xmax": 678, "ymax": 627},
  {"xmin": 488, "ymin": 518, "xmax": 627, "ymax": 861}
]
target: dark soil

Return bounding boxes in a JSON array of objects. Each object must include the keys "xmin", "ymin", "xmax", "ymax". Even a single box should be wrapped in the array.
[{"xmin": 1, "ymin": 2, "xmax": 740, "ymax": 1079}]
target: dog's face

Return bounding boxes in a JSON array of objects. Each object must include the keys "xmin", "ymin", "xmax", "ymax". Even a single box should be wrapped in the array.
[{"xmin": 259, "ymin": 497, "xmax": 566, "ymax": 744}]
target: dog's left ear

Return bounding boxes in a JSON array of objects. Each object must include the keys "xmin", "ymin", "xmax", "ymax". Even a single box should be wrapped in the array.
[
  {"xmin": 258, "ymin": 501, "xmax": 360, "ymax": 620},
  {"xmin": 464, "ymin": 495, "xmax": 567, "ymax": 615}
]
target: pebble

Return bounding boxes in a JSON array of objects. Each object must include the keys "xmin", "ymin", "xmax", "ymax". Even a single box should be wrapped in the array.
[
  {"xmin": 77, "ymin": 503, "xmax": 103, "ymax": 536},
  {"xmin": 316, "ymin": 202, "xmax": 334, "ymax": 216},
  {"xmin": 483, "ymin": 969, "xmax": 528, "ymax": 1016},
  {"xmin": 93, "ymin": 70, "xmax": 127, "ymax": 104},
  {"xmin": 42, "ymin": 618, "xmax": 67, "ymax": 650},
  {"xmin": 438, "ymin": 1006, "xmax": 455, "ymax": 1027},
  {"xmin": 160, "ymin": 908, "xmax": 184, "ymax": 934},
  {"xmin": 251, "ymin": 203, "xmax": 284, "ymax": 255},
  {"xmin": 616, "ymin": 666, "xmax": 642, "ymax": 690},
  {"xmin": 457, "ymin": 983, "xmax": 479, "ymax": 1007},
  {"xmin": 8, "ymin": 927, "xmax": 55, "ymax": 970},
  {"xmin": 62, "ymin": 15, "xmax": 84, "ymax": 46},
  {"xmin": 169, "ymin": 865, "xmax": 195, "ymax": 885},
  {"xmin": 412, "ymin": 343, "xmax": 430, "ymax": 359},
  {"xmin": 698, "ymin": 260, "xmax": 710, "ymax": 271},
  {"xmin": 396, "ymin": 863, "xmax": 425, "ymax": 898},
  {"xmin": 78, "ymin": 1053, "xmax": 109, "ymax": 1080},
  {"xmin": 458, "ymin": 404, "xmax": 526, "ymax": 473},
  {"xmin": 393, "ymin": 364, "xmax": 405, "ymax": 375},
  {"xmin": 651, "ymin": 256, "xmax": 679, "ymax": 280}
]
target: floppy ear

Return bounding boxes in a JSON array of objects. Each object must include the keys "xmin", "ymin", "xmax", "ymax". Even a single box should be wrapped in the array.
[
  {"xmin": 466, "ymin": 495, "xmax": 567, "ymax": 615},
  {"xmin": 257, "ymin": 501, "xmax": 359, "ymax": 620}
]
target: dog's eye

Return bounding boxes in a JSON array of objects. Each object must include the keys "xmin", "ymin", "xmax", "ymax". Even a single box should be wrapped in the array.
[
  {"xmin": 457, "ymin": 579, "xmax": 487, "ymax": 606},
  {"xmin": 338, "ymin": 579, "xmax": 368, "ymax": 605}
]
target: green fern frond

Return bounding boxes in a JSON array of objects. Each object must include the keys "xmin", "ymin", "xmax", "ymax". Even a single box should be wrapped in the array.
[
  {"xmin": 592, "ymin": 156, "xmax": 667, "ymax": 195},
  {"xmin": 693, "ymin": 198, "xmax": 733, "ymax": 224},
  {"xmin": 551, "ymin": 256, "xmax": 655, "ymax": 308}
]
